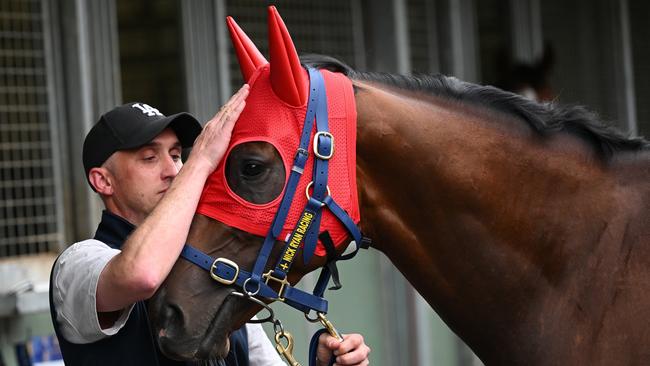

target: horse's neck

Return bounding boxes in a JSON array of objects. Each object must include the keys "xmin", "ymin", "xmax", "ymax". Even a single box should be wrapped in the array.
[{"xmin": 352, "ymin": 81, "xmax": 639, "ymax": 362}]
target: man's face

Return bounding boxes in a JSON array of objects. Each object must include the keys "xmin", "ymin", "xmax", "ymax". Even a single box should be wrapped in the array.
[{"xmin": 105, "ymin": 128, "xmax": 182, "ymax": 224}]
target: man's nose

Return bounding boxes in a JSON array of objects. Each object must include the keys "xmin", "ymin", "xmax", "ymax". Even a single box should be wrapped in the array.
[{"xmin": 161, "ymin": 155, "xmax": 180, "ymax": 179}]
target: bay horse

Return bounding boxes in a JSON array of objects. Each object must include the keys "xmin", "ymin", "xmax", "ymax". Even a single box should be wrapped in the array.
[{"xmin": 149, "ymin": 7, "xmax": 650, "ymax": 365}]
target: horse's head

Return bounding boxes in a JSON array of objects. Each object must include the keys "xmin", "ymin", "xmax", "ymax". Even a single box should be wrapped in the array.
[{"xmin": 148, "ymin": 6, "xmax": 359, "ymax": 360}]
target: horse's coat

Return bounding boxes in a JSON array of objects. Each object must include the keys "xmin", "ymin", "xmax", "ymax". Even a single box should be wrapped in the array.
[{"xmin": 148, "ymin": 7, "xmax": 650, "ymax": 365}]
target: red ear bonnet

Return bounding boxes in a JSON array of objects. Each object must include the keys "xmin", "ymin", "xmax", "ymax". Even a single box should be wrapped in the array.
[
  {"xmin": 198, "ymin": 7, "xmax": 359, "ymax": 257},
  {"xmin": 226, "ymin": 16, "xmax": 268, "ymax": 82},
  {"xmin": 267, "ymin": 6, "xmax": 308, "ymax": 106}
]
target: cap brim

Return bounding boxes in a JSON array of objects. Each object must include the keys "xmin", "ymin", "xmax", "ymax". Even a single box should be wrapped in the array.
[{"xmin": 121, "ymin": 112, "xmax": 202, "ymax": 150}]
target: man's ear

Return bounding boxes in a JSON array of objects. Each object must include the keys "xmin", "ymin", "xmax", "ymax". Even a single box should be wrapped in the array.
[{"xmin": 89, "ymin": 167, "xmax": 114, "ymax": 195}]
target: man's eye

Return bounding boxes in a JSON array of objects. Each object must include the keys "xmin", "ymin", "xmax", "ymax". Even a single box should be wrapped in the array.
[
  {"xmin": 171, "ymin": 155, "xmax": 181, "ymax": 162},
  {"xmin": 242, "ymin": 162, "xmax": 265, "ymax": 178},
  {"xmin": 144, "ymin": 156, "xmax": 156, "ymax": 161}
]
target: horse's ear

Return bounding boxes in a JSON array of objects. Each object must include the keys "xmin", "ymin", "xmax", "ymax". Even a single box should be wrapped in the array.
[
  {"xmin": 227, "ymin": 16, "xmax": 268, "ymax": 82},
  {"xmin": 268, "ymin": 6, "xmax": 308, "ymax": 106}
]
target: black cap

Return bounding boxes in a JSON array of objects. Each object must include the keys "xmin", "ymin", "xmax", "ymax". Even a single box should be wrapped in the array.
[{"xmin": 82, "ymin": 102, "xmax": 202, "ymax": 187}]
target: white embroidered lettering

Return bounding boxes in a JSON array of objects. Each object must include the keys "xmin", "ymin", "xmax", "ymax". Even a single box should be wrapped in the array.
[{"xmin": 132, "ymin": 103, "xmax": 163, "ymax": 117}]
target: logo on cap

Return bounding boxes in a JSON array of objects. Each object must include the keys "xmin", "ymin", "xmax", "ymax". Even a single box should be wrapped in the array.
[{"xmin": 132, "ymin": 103, "xmax": 163, "ymax": 117}]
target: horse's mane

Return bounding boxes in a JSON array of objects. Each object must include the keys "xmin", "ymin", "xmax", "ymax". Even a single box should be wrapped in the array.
[{"xmin": 301, "ymin": 54, "xmax": 650, "ymax": 160}]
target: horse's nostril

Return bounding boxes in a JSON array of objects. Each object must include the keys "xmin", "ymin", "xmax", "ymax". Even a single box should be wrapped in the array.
[
  {"xmin": 160, "ymin": 303, "xmax": 184, "ymax": 335},
  {"xmin": 155, "ymin": 302, "xmax": 196, "ymax": 359}
]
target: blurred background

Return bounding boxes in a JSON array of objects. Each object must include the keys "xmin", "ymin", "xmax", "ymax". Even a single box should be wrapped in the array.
[{"xmin": 0, "ymin": 0, "xmax": 648, "ymax": 365}]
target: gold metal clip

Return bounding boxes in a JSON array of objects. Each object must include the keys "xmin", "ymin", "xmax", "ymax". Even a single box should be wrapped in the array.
[
  {"xmin": 317, "ymin": 312, "xmax": 344, "ymax": 342},
  {"xmin": 263, "ymin": 270, "xmax": 290, "ymax": 301},
  {"xmin": 275, "ymin": 331, "xmax": 301, "ymax": 366}
]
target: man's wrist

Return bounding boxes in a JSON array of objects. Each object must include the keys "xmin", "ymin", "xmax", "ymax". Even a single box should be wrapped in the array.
[{"xmin": 183, "ymin": 153, "xmax": 217, "ymax": 179}]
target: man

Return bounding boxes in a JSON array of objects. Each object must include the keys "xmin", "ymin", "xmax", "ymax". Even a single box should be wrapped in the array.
[{"xmin": 49, "ymin": 86, "xmax": 370, "ymax": 365}]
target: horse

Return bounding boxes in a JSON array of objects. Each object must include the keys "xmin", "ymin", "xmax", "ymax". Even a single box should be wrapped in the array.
[
  {"xmin": 148, "ymin": 7, "xmax": 650, "ymax": 365},
  {"xmin": 496, "ymin": 43, "xmax": 556, "ymax": 102}
]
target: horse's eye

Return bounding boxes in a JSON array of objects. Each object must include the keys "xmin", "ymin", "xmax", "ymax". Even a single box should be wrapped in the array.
[{"xmin": 242, "ymin": 161, "xmax": 265, "ymax": 178}]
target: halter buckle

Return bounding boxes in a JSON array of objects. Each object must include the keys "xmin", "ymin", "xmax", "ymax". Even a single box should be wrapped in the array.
[
  {"xmin": 313, "ymin": 131, "xmax": 334, "ymax": 160},
  {"xmin": 210, "ymin": 258, "xmax": 239, "ymax": 285},
  {"xmin": 263, "ymin": 270, "xmax": 290, "ymax": 301}
]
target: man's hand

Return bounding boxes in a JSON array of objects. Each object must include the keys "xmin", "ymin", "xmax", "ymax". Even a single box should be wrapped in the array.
[
  {"xmin": 187, "ymin": 84, "xmax": 249, "ymax": 173},
  {"xmin": 316, "ymin": 333, "xmax": 370, "ymax": 366}
]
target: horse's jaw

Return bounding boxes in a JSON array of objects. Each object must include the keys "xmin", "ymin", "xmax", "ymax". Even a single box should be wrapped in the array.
[{"xmin": 151, "ymin": 289, "xmax": 258, "ymax": 361}]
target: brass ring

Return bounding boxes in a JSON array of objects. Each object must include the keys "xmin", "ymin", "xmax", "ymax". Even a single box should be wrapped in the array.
[
  {"xmin": 305, "ymin": 181, "xmax": 331, "ymax": 203},
  {"xmin": 242, "ymin": 277, "xmax": 261, "ymax": 297}
]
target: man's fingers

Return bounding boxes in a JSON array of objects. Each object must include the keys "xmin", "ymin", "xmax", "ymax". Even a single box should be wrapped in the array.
[
  {"xmin": 335, "ymin": 349, "xmax": 370, "ymax": 365},
  {"xmin": 224, "ymin": 84, "xmax": 249, "ymax": 108},
  {"xmin": 333, "ymin": 334, "xmax": 362, "ymax": 355},
  {"xmin": 221, "ymin": 101, "xmax": 246, "ymax": 129},
  {"xmin": 335, "ymin": 342, "xmax": 371, "ymax": 365},
  {"xmin": 214, "ymin": 84, "xmax": 249, "ymax": 120},
  {"xmin": 316, "ymin": 333, "xmax": 370, "ymax": 366},
  {"xmin": 221, "ymin": 87, "xmax": 247, "ymax": 116},
  {"xmin": 316, "ymin": 333, "xmax": 336, "ymax": 365},
  {"xmin": 335, "ymin": 361, "xmax": 369, "ymax": 366}
]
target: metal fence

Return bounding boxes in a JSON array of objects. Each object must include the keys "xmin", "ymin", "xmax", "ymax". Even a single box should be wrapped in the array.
[
  {"xmin": 0, "ymin": 0, "xmax": 61, "ymax": 257},
  {"xmin": 226, "ymin": 0, "xmax": 361, "ymax": 89}
]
